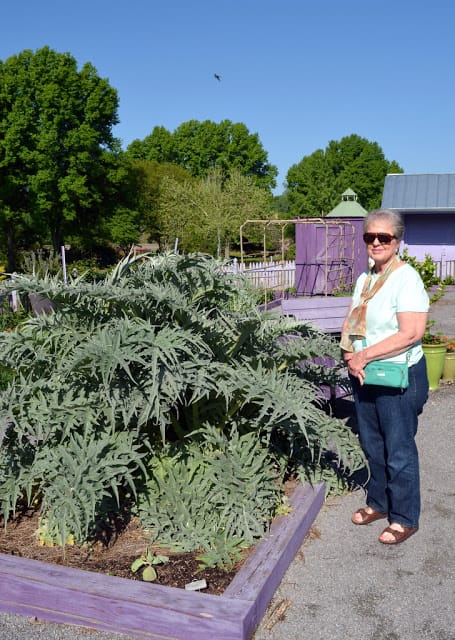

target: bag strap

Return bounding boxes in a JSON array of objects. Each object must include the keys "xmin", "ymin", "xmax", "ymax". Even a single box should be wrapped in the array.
[{"xmin": 340, "ymin": 257, "xmax": 404, "ymax": 352}]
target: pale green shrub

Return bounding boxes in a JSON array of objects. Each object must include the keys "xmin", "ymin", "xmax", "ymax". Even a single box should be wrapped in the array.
[{"xmin": 0, "ymin": 252, "xmax": 365, "ymax": 563}]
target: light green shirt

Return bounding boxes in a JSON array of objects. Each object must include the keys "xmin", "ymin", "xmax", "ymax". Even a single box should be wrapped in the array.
[{"xmin": 351, "ymin": 264, "xmax": 429, "ymax": 366}]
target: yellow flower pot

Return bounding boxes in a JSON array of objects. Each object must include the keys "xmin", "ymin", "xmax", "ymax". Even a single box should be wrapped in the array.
[
  {"xmin": 442, "ymin": 352, "xmax": 455, "ymax": 382},
  {"xmin": 422, "ymin": 343, "xmax": 447, "ymax": 390}
]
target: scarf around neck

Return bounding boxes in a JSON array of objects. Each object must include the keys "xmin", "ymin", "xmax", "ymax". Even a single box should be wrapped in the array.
[{"xmin": 340, "ymin": 256, "xmax": 403, "ymax": 352}]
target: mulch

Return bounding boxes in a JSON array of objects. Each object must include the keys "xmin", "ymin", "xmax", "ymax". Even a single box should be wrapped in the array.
[{"xmin": 0, "ymin": 508, "xmax": 239, "ymax": 595}]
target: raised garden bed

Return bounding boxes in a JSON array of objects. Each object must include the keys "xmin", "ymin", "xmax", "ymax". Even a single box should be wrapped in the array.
[{"xmin": 0, "ymin": 482, "xmax": 324, "ymax": 640}]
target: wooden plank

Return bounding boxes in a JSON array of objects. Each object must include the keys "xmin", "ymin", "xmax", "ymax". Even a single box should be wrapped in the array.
[
  {"xmin": 280, "ymin": 297, "xmax": 350, "ymax": 333},
  {"xmin": 0, "ymin": 482, "xmax": 325, "ymax": 640},
  {"xmin": 286, "ymin": 309, "xmax": 347, "ymax": 322},
  {"xmin": 257, "ymin": 298, "xmax": 282, "ymax": 312},
  {"xmin": 282, "ymin": 313, "xmax": 345, "ymax": 333},
  {"xmin": 289, "ymin": 304, "xmax": 348, "ymax": 314},
  {"xmin": 0, "ymin": 555, "xmax": 247, "ymax": 640},
  {"xmin": 290, "ymin": 314, "xmax": 343, "ymax": 331},
  {"xmin": 225, "ymin": 483, "xmax": 325, "ymax": 639},
  {"xmin": 226, "ymin": 483, "xmax": 324, "ymax": 600},
  {"xmin": 28, "ymin": 293, "xmax": 55, "ymax": 315},
  {"xmin": 281, "ymin": 297, "xmax": 351, "ymax": 312}
]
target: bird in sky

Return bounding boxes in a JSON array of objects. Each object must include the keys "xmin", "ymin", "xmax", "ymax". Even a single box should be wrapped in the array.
[{"xmin": 214, "ymin": 73, "xmax": 221, "ymax": 81}]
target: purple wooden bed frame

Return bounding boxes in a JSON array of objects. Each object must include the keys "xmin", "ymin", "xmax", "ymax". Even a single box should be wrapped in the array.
[{"xmin": 0, "ymin": 482, "xmax": 325, "ymax": 640}]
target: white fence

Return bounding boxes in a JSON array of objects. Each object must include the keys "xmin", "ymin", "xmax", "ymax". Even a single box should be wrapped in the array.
[
  {"xmin": 435, "ymin": 259, "xmax": 455, "ymax": 280},
  {"xmin": 228, "ymin": 258, "xmax": 296, "ymax": 291},
  {"xmin": 226, "ymin": 256, "xmax": 455, "ymax": 292}
]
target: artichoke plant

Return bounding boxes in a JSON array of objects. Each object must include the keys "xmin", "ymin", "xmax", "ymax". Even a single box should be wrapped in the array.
[{"xmin": 0, "ymin": 252, "xmax": 364, "ymax": 561}]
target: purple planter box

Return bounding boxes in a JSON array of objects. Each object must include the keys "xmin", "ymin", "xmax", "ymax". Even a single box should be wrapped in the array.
[{"xmin": 0, "ymin": 482, "xmax": 324, "ymax": 640}]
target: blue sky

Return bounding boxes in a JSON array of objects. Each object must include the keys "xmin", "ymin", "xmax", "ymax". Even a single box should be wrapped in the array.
[{"xmin": 1, "ymin": 0, "xmax": 454, "ymax": 194}]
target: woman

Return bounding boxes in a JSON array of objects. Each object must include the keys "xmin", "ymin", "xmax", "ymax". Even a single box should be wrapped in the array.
[{"xmin": 341, "ymin": 208, "xmax": 429, "ymax": 545}]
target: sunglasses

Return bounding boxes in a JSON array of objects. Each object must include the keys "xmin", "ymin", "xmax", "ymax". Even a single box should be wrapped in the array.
[{"xmin": 363, "ymin": 232, "xmax": 396, "ymax": 245}]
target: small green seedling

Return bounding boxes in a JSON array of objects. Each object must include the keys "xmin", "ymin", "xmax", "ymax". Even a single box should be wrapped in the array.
[{"xmin": 131, "ymin": 547, "xmax": 169, "ymax": 582}]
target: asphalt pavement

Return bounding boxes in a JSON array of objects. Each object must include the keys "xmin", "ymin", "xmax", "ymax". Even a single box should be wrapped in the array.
[
  {"xmin": 253, "ymin": 289, "xmax": 455, "ymax": 640},
  {"xmin": 1, "ymin": 291, "xmax": 454, "ymax": 640},
  {"xmin": 253, "ymin": 381, "xmax": 455, "ymax": 640}
]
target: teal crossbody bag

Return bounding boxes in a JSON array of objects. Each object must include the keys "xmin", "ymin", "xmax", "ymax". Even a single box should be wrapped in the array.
[{"xmin": 362, "ymin": 339, "xmax": 410, "ymax": 390}]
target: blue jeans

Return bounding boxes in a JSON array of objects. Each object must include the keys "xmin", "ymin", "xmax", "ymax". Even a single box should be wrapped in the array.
[{"xmin": 350, "ymin": 356, "xmax": 429, "ymax": 528}]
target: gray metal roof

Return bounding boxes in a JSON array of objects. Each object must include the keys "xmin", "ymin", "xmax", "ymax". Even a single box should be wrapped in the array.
[{"xmin": 381, "ymin": 173, "xmax": 455, "ymax": 211}]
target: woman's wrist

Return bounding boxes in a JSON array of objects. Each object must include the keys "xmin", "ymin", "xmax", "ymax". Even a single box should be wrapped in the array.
[{"xmin": 360, "ymin": 348, "xmax": 370, "ymax": 367}]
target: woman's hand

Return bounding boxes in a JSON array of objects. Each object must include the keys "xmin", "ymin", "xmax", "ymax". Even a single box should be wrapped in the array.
[
  {"xmin": 344, "ymin": 350, "xmax": 367, "ymax": 385},
  {"xmin": 343, "ymin": 311, "xmax": 428, "ymax": 385}
]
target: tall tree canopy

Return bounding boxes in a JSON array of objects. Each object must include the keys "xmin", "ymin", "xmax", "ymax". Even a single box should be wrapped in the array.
[
  {"xmin": 286, "ymin": 134, "xmax": 403, "ymax": 217},
  {"xmin": 156, "ymin": 168, "xmax": 272, "ymax": 256},
  {"xmin": 126, "ymin": 119, "xmax": 278, "ymax": 192},
  {"xmin": 0, "ymin": 46, "xmax": 121, "ymax": 269},
  {"xmin": 124, "ymin": 159, "xmax": 192, "ymax": 244}
]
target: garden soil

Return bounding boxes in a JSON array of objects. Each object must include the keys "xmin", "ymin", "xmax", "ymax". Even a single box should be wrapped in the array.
[
  {"xmin": 1, "ymin": 291, "xmax": 454, "ymax": 639},
  {"xmin": 0, "ymin": 511, "xmax": 237, "ymax": 595}
]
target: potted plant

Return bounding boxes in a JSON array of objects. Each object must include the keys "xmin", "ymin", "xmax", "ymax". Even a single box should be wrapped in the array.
[
  {"xmin": 401, "ymin": 252, "xmax": 447, "ymax": 390},
  {"xmin": 422, "ymin": 322, "xmax": 448, "ymax": 390},
  {"xmin": 441, "ymin": 336, "xmax": 455, "ymax": 382}
]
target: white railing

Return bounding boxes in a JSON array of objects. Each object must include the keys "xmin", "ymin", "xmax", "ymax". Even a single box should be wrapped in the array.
[
  {"xmin": 227, "ymin": 258, "xmax": 296, "ymax": 291},
  {"xmin": 226, "ymin": 256, "xmax": 455, "ymax": 292},
  {"xmin": 434, "ymin": 259, "xmax": 455, "ymax": 280}
]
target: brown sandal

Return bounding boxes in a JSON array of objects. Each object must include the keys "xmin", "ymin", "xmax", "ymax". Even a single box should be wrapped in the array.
[
  {"xmin": 379, "ymin": 526, "xmax": 418, "ymax": 545},
  {"xmin": 352, "ymin": 507, "xmax": 387, "ymax": 525}
]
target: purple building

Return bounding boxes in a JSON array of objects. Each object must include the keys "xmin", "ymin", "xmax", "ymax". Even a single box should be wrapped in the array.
[
  {"xmin": 381, "ymin": 173, "xmax": 455, "ymax": 279},
  {"xmin": 295, "ymin": 189, "xmax": 369, "ymax": 295}
]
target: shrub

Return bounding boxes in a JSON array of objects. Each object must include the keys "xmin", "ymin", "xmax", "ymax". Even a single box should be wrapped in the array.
[
  {"xmin": 135, "ymin": 426, "xmax": 281, "ymax": 556},
  {"xmin": 0, "ymin": 252, "xmax": 365, "ymax": 564},
  {"xmin": 441, "ymin": 336, "xmax": 455, "ymax": 352},
  {"xmin": 400, "ymin": 249, "xmax": 446, "ymax": 304}
]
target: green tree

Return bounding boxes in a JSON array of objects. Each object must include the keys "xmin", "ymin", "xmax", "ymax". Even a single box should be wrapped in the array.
[
  {"xmin": 126, "ymin": 119, "xmax": 278, "ymax": 192},
  {"xmin": 286, "ymin": 134, "xmax": 403, "ymax": 217},
  {"xmin": 125, "ymin": 159, "xmax": 192, "ymax": 245},
  {"xmin": 0, "ymin": 47, "xmax": 121, "ymax": 269},
  {"xmin": 126, "ymin": 126, "xmax": 175, "ymax": 164},
  {"xmin": 157, "ymin": 168, "xmax": 272, "ymax": 256},
  {"xmin": 101, "ymin": 207, "xmax": 141, "ymax": 251},
  {"xmin": 271, "ymin": 192, "xmax": 291, "ymax": 217}
]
